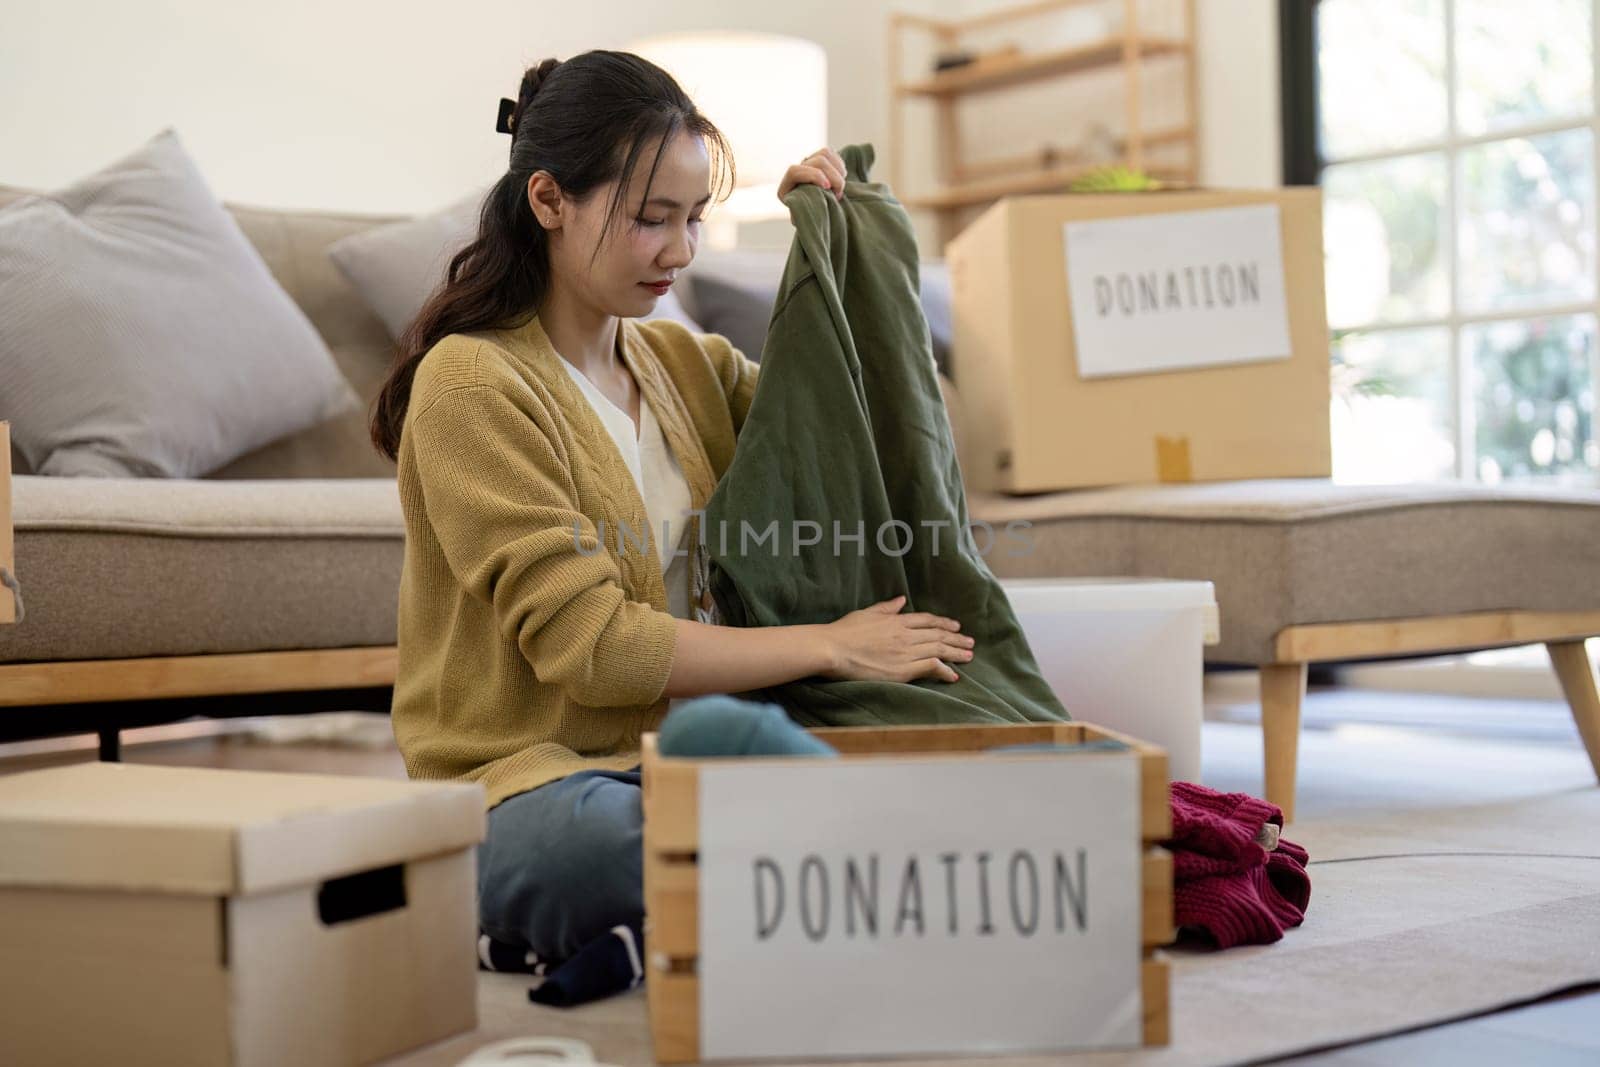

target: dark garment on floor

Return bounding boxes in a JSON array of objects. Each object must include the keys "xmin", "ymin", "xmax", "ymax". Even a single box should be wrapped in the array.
[
  {"xmin": 477, "ymin": 921, "xmax": 646, "ymax": 1007},
  {"xmin": 525, "ymin": 921, "xmax": 645, "ymax": 1007},
  {"xmin": 702, "ymin": 144, "xmax": 1068, "ymax": 727},
  {"xmin": 1165, "ymin": 781, "xmax": 1311, "ymax": 948}
]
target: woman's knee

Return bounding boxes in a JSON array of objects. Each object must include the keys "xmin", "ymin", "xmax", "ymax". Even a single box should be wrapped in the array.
[
  {"xmin": 477, "ymin": 772, "xmax": 643, "ymax": 957},
  {"xmin": 560, "ymin": 772, "xmax": 645, "ymax": 875}
]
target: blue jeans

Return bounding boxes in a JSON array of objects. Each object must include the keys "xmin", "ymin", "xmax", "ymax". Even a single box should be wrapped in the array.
[
  {"xmin": 475, "ymin": 695, "xmax": 835, "ymax": 965},
  {"xmin": 476, "ymin": 768, "xmax": 644, "ymax": 965}
]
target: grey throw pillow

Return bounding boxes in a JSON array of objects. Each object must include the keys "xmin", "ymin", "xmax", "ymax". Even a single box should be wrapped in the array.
[
  {"xmin": 328, "ymin": 192, "xmax": 482, "ymax": 340},
  {"xmin": 328, "ymin": 195, "xmax": 707, "ymax": 339},
  {"xmin": 682, "ymin": 250, "xmax": 954, "ymax": 376},
  {"xmin": 0, "ymin": 129, "xmax": 358, "ymax": 478},
  {"xmin": 683, "ymin": 273, "xmax": 778, "ymax": 365}
]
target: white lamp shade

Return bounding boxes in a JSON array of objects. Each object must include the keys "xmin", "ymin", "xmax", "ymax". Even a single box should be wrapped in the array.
[{"xmin": 629, "ymin": 32, "xmax": 827, "ymax": 222}]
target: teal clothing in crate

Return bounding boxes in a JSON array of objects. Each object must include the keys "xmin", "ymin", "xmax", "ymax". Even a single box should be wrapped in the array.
[{"xmin": 703, "ymin": 144, "xmax": 1068, "ymax": 727}]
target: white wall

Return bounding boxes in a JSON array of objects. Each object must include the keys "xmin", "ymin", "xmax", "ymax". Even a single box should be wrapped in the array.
[
  {"xmin": 2, "ymin": 0, "xmax": 1278, "ymax": 252},
  {"xmin": 1, "ymin": 0, "xmax": 931, "ymax": 212},
  {"xmin": 1195, "ymin": 0, "xmax": 1280, "ymax": 188}
]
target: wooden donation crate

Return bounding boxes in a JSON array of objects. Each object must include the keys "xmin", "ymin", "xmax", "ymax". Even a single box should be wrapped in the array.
[{"xmin": 643, "ymin": 721, "xmax": 1172, "ymax": 1063}]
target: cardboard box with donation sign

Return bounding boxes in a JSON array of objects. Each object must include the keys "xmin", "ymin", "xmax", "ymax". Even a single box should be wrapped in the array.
[
  {"xmin": 947, "ymin": 188, "xmax": 1331, "ymax": 493},
  {"xmin": 0, "ymin": 762, "xmax": 486, "ymax": 1067}
]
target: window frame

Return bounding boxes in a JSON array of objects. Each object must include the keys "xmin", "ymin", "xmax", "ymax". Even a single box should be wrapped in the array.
[{"xmin": 1279, "ymin": 0, "xmax": 1600, "ymax": 485}]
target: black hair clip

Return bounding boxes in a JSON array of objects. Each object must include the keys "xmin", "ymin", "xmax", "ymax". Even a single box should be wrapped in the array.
[{"xmin": 495, "ymin": 97, "xmax": 516, "ymax": 135}]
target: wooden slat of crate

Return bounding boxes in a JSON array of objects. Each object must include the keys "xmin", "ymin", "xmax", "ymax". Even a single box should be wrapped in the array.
[
  {"xmin": 647, "ymin": 969, "xmax": 700, "ymax": 1065},
  {"xmin": 641, "ymin": 721, "xmax": 1173, "ymax": 1062},
  {"xmin": 644, "ymin": 721, "xmax": 1170, "ymax": 851},
  {"xmin": 641, "ymin": 734, "xmax": 699, "ymax": 854},
  {"xmin": 1142, "ymin": 848, "xmax": 1175, "ymax": 945},
  {"xmin": 1143, "ymin": 955, "xmax": 1171, "ymax": 1045},
  {"xmin": 642, "ymin": 851, "xmax": 699, "ymax": 960},
  {"xmin": 807, "ymin": 721, "xmax": 1071, "ymax": 752}
]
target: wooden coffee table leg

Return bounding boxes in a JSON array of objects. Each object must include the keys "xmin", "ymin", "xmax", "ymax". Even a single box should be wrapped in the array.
[
  {"xmin": 1548, "ymin": 640, "xmax": 1600, "ymax": 783},
  {"xmin": 1260, "ymin": 662, "xmax": 1309, "ymax": 822}
]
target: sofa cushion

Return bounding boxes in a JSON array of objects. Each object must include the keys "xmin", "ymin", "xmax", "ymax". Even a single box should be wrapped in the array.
[
  {"xmin": 0, "ymin": 475, "xmax": 402, "ymax": 665},
  {"xmin": 679, "ymin": 248, "xmax": 954, "ymax": 375},
  {"xmin": 971, "ymin": 479, "xmax": 1600, "ymax": 665},
  {"xmin": 327, "ymin": 191, "xmax": 707, "ymax": 340},
  {"xmin": 6, "ymin": 472, "xmax": 1595, "ymax": 670},
  {"xmin": 327, "ymin": 192, "xmax": 483, "ymax": 340},
  {"xmin": 0, "ymin": 188, "xmax": 400, "ymax": 482},
  {"xmin": 677, "ymin": 267, "xmax": 777, "ymax": 362},
  {"xmin": 210, "ymin": 202, "xmax": 418, "ymax": 479},
  {"xmin": 0, "ymin": 129, "xmax": 359, "ymax": 478}
]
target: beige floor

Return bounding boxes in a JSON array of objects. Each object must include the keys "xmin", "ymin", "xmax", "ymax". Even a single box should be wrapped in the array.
[{"xmin": 2, "ymin": 677, "xmax": 1596, "ymax": 1065}]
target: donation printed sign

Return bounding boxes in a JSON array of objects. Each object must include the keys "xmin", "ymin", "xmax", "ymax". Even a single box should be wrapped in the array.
[
  {"xmin": 696, "ymin": 755, "xmax": 1141, "ymax": 1060},
  {"xmin": 1063, "ymin": 203, "xmax": 1293, "ymax": 379}
]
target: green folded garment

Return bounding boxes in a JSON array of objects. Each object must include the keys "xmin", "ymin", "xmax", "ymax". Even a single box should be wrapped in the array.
[{"xmin": 704, "ymin": 144, "xmax": 1068, "ymax": 727}]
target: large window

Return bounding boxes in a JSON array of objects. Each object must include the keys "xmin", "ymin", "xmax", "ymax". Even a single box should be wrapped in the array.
[{"xmin": 1286, "ymin": 0, "xmax": 1600, "ymax": 486}]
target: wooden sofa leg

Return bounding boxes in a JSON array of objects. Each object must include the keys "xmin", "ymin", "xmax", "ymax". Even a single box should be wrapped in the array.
[
  {"xmin": 1548, "ymin": 640, "xmax": 1600, "ymax": 782},
  {"xmin": 1260, "ymin": 663, "xmax": 1308, "ymax": 823}
]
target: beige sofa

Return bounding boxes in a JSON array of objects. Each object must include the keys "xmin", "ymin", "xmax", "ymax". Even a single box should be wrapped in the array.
[{"xmin": 3, "ymin": 194, "xmax": 1598, "ymax": 819}]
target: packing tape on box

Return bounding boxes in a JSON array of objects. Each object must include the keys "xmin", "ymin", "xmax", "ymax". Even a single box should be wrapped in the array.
[{"xmin": 1156, "ymin": 435, "xmax": 1193, "ymax": 483}]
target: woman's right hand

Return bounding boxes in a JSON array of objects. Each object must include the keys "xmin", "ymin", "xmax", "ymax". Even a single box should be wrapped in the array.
[
  {"xmin": 778, "ymin": 147, "xmax": 848, "ymax": 203},
  {"xmin": 818, "ymin": 595, "xmax": 975, "ymax": 684}
]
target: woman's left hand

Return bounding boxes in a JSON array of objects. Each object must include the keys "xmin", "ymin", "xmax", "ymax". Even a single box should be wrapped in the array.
[{"xmin": 777, "ymin": 147, "xmax": 847, "ymax": 203}]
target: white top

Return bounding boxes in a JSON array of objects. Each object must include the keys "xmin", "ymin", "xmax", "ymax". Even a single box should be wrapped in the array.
[{"xmin": 559, "ymin": 357, "xmax": 695, "ymax": 622}]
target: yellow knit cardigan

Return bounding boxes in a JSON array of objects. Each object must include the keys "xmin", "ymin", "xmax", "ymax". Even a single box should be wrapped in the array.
[{"xmin": 392, "ymin": 313, "xmax": 758, "ymax": 809}]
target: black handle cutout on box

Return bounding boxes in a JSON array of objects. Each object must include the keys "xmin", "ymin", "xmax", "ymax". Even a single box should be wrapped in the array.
[{"xmin": 317, "ymin": 863, "xmax": 407, "ymax": 926}]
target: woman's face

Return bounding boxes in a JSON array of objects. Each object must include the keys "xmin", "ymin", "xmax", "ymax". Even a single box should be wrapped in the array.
[{"xmin": 552, "ymin": 131, "xmax": 712, "ymax": 319}]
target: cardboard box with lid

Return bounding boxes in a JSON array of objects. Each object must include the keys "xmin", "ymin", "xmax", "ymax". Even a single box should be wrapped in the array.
[
  {"xmin": 0, "ymin": 761, "xmax": 486, "ymax": 1067},
  {"xmin": 946, "ymin": 189, "xmax": 1331, "ymax": 493}
]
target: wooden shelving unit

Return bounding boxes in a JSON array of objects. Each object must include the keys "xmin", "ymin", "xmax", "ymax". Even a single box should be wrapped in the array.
[
  {"xmin": 897, "ymin": 35, "xmax": 1188, "ymax": 98},
  {"xmin": 889, "ymin": 0, "xmax": 1200, "ymax": 247}
]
